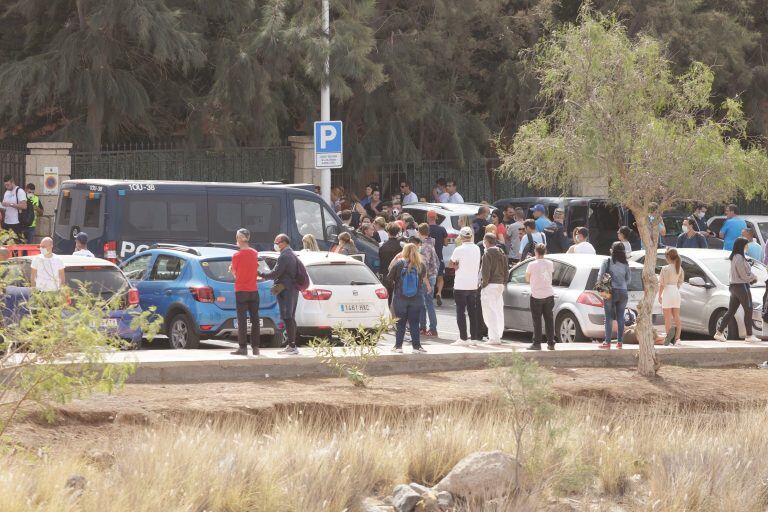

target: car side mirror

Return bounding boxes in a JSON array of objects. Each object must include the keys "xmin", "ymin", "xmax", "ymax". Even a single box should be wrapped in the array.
[{"xmin": 688, "ymin": 277, "xmax": 709, "ymax": 288}]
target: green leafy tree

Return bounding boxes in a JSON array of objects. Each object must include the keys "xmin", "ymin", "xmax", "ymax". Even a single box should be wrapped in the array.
[
  {"xmin": 497, "ymin": 5, "xmax": 768, "ymax": 375},
  {"xmin": 0, "ymin": 0, "xmax": 206, "ymax": 149},
  {"xmin": 0, "ymin": 285, "xmax": 161, "ymax": 438}
]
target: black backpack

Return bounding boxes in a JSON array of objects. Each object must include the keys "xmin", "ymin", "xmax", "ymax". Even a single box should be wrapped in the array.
[{"xmin": 16, "ymin": 188, "xmax": 34, "ymax": 228}]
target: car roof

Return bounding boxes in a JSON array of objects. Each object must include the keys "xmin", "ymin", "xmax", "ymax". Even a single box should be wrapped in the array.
[
  {"xmin": 640, "ymin": 248, "xmax": 729, "ymax": 259},
  {"xmin": 130, "ymin": 246, "xmax": 237, "ymax": 259},
  {"xmin": 403, "ymin": 202, "xmax": 488, "ymax": 214},
  {"xmin": 260, "ymin": 250, "xmax": 367, "ymax": 266},
  {"xmin": 13, "ymin": 255, "xmax": 119, "ymax": 267},
  {"xmin": 709, "ymin": 214, "xmax": 768, "ymax": 221},
  {"xmin": 545, "ymin": 253, "xmax": 643, "ymax": 269}
]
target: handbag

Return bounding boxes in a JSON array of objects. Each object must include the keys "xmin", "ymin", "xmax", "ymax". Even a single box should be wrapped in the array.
[
  {"xmin": 270, "ymin": 283, "xmax": 286, "ymax": 296},
  {"xmin": 594, "ymin": 258, "xmax": 613, "ymax": 299}
]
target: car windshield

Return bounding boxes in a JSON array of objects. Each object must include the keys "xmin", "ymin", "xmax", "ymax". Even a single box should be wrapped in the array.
[
  {"xmin": 700, "ymin": 256, "xmax": 768, "ymax": 287},
  {"xmin": 66, "ymin": 267, "xmax": 129, "ymax": 296},
  {"xmin": 201, "ymin": 258, "xmax": 270, "ymax": 283},
  {"xmin": 307, "ymin": 263, "xmax": 380, "ymax": 285}
]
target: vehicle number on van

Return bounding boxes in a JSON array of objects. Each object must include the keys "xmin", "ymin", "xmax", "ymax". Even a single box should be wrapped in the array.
[{"xmin": 127, "ymin": 183, "xmax": 156, "ymax": 192}]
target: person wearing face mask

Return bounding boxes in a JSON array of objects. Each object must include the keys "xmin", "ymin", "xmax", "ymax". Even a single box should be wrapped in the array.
[
  {"xmin": 691, "ymin": 204, "xmax": 709, "ymax": 234},
  {"xmin": 638, "ymin": 203, "xmax": 667, "ymax": 249},
  {"xmin": 676, "ymin": 217, "xmax": 708, "ymax": 249},
  {"xmin": 567, "ymin": 227, "xmax": 596, "ymax": 254},
  {"xmin": 31, "ymin": 237, "xmax": 65, "ymax": 292},
  {"xmin": 259, "ymin": 234, "xmax": 301, "ymax": 355}
]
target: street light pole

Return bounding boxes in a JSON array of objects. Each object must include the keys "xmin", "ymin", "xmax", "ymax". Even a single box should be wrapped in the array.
[{"xmin": 319, "ymin": 0, "xmax": 331, "ymax": 205}]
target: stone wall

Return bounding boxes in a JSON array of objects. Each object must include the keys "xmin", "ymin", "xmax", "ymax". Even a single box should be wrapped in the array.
[{"xmin": 25, "ymin": 142, "xmax": 72, "ymax": 241}]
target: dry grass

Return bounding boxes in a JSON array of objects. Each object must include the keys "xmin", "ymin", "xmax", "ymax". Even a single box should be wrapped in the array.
[{"xmin": 3, "ymin": 400, "xmax": 768, "ymax": 511}]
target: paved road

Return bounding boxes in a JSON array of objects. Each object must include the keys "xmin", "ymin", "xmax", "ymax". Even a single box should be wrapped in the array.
[{"xmin": 141, "ymin": 297, "xmax": 531, "ymax": 351}]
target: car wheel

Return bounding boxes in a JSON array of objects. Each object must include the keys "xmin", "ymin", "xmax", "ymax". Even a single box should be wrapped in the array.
[
  {"xmin": 711, "ymin": 310, "xmax": 739, "ymax": 340},
  {"xmin": 556, "ymin": 312, "xmax": 587, "ymax": 343},
  {"xmin": 168, "ymin": 313, "xmax": 200, "ymax": 349}
]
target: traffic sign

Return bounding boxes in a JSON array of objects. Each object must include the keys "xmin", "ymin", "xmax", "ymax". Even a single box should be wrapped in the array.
[{"xmin": 314, "ymin": 121, "xmax": 343, "ymax": 169}]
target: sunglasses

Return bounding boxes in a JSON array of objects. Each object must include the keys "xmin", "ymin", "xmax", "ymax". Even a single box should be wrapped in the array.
[{"xmin": 400, "ymin": 185, "xmax": 407, "ymax": 188}]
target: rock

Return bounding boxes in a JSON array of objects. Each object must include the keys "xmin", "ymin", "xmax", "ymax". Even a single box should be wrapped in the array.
[
  {"xmin": 436, "ymin": 491, "xmax": 453, "ymax": 509},
  {"xmin": 65, "ymin": 475, "xmax": 86, "ymax": 491},
  {"xmin": 392, "ymin": 483, "xmax": 422, "ymax": 512},
  {"xmin": 84, "ymin": 449, "xmax": 115, "ymax": 469},
  {"xmin": 433, "ymin": 451, "xmax": 519, "ymax": 500},
  {"xmin": 408, "ymin": 482, "xmax": 432, "ymax": 496}
]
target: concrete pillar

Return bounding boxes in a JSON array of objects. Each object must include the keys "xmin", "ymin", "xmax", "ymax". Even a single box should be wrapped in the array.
[
  {"xmin": 25, "ymin": 142, "xmax": 72, "ymax": 240},
  {"xmin": 289, "ymin": 135, "xmax": 319, "ymax": 187}
]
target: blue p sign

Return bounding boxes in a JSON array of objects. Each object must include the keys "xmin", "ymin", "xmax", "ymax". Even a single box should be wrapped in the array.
[{"xmin": 314, "ymin": 121, "xmax": 343, "ymax": 168}]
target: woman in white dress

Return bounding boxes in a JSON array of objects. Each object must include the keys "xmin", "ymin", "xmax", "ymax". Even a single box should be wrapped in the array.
[{"xmin": 658, "ymin": 248, "xmax": 684, "ymax": 345}]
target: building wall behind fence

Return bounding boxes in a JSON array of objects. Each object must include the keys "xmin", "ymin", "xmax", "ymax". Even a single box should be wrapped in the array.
[{"xmin": 71, "ymin": 145, "xmax": 294, "ymax": 183}]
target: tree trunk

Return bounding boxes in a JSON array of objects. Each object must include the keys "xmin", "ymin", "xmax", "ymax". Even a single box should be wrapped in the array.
[{"xmin": 634, "ymin": 215, "xmax": 660, "ymax": 376}]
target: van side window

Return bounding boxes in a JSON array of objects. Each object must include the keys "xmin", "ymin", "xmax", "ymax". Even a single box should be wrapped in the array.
[
  {"xmin": 294, "ymin": 199, "xmax": 324, "ymax": 240},
  {"xmin": 124, "ymin": 194, "xmax": 206, "ymax": 240},
  {"xmin": 83, "ymin": 196, "xmax": 101, "ymax": 228},
  {"xmin": 208, "ymin": 195, "xmax": 281, "ymax": 243},
  {"xmin": 149, "ymin": 255, "xmax": 186, "ymax": 281},
  {"xmin": 58, "ymin": 195, "xmax": 73, "ymax": 225}
]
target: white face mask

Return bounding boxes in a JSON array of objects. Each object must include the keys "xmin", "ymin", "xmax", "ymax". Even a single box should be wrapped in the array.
[
  {"xmin": 696, "ymin": 211, "xmax": 706, "ymax": 219},
  {"xmin": 682, "ymin": 225, "xmax": 690, "ymax": 234},
  {"xmin": 273, "ymin": 244, "xmax": 281, "ymax": 252},
  {"xmin": 41, "ymin": 247, "xmax": 51, "ymax": 256},
  {"xmin": 649, "ymin": 216, "xmax": 655, "ymax": 222}
]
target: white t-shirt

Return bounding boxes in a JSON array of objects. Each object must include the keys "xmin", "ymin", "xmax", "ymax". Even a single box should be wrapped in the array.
[
  {"xmin": 402, "ymin": 191, "xmax": 418, "ymax": 205},
  {"xmin": 3, "ymin": 186, "xmax": 26, "ymax": 225},
  {"xmin": 31, "ymin": 254, "xmax": 64, "ymax": 291},
  {"xmin": 446, "ymin": 192, "xmax": 464, "ymax": 204},
  {"xmin": 450, "ymin": 242, "xmax": 481, "ymax": 290},
  {"xmin": 377, "ymin": 230, "xmax": 389, "ymax": 245},
  {"xmin": 571, "ymin": 241, "xmax": 596, "ymax": 254},
  {"xmin": 437, "ymin": 191, "xmax": 449, "ymax": 202},
  {"xmin": 519, "ymin": 231, "xmax": 546, "ymax": 258},
  {"xmin": 526, "ymin": 258, "xmax": 554, "ymax": 299},
  {"xmin": 73, "ymin": 249, "xmax": 95, "ymax": 258}
]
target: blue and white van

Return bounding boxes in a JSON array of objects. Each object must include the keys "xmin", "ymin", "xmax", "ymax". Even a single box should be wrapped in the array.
[{"xmin": 52, "ymin": 180, "xmax": 381, "ymax": 271}]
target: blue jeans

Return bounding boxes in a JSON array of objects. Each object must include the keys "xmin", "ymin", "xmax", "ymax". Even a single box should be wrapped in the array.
[
  {"xmin": 604, "ymin": 288, "xmax": 628, "ymax": 343},
  {"xmin": 394, "ymin": 295, "xmax": 423, "ymax": 349},
  {"xmin": 420, "ymin": 276, "xmax": 437, "ymax": 331}
]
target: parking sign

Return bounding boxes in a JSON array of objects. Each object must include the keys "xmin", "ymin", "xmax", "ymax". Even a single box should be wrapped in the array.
[{"xmin": 314, "ymin": 121, "xmax": 343, "ymax": 169}]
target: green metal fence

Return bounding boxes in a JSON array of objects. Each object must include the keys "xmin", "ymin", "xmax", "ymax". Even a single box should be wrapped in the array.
[
  {"xmin": 334, "ymin": 158, "xmax": 553, "ymax": 203},
  {"xmin": 72, "ymin": 144, "xmax": 294, "ymax": 183}
]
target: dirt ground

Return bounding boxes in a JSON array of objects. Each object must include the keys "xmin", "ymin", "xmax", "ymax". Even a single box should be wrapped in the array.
[{"xmin": 9, "ymin": 366, "xmax": 768, "ymax": 450}]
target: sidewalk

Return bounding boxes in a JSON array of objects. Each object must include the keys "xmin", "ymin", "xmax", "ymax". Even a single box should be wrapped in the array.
[{"xmin": 109, "ymin": 339, "xmax": 768, "ymax": 384}]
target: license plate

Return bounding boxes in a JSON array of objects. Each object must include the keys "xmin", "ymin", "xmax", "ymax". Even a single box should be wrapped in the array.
[
  {"xmin": 101, "ymin": 318, "xmax": 118, "ymax": 328},
  {"xmin": 340, "ymin": 303, "xmax": 371, "ymax": 313},
  {"xmin": 234, "ymin": 318, "xmax": 264, "ymax": 329}
]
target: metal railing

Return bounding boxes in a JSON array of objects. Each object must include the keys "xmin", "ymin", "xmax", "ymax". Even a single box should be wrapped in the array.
[
  {"xmin": 0, "ymin": 143, "xmax": 26, "ymax": 185},
  {"xmin": 72, "ymin": 144, "xmax": 294, "ymax": 183}
]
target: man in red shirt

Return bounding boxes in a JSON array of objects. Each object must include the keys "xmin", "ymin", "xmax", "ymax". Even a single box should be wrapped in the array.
[{"xmin": 230, "ymin": 228, "xmax": 260, "ymax": 356}]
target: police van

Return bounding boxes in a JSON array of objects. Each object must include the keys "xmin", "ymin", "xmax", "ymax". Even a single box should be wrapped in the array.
[{"xmin": 52, "ymin": 180, "xmax": 380, "ymax": 270}]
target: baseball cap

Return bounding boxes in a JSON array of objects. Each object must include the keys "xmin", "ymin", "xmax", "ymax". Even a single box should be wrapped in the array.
[
  {"xmin": 426, "ymin": 210, "xmax": 437, "ymax": 220},
  {"xmin": 554, "ymin": 208, "xmax": 564, "ymax": 215},
  {"xmin": 532, "ymin": 204, "xmax": 546, "ymax": 214},
  {"xmin": 459, "ymin": 226, "xmax": 473, "ymax": 239},
  {"xmin": 75, "ymin": 232, "xmax": 88, "ymax": 244}
]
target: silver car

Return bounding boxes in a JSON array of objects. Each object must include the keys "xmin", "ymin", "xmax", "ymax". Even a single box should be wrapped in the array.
[
  {"xmin": 504, "ymin": 254, "xmax": 663, "ymax": 343},
  {"xmin": 629, "ymin": 248, "xmax": 767, "ymax": 339}
]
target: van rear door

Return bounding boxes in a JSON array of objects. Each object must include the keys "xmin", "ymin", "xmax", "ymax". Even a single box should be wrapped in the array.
[{"xmin": 54, "ymin": 185, "xmax": 106, "ymax": 255}]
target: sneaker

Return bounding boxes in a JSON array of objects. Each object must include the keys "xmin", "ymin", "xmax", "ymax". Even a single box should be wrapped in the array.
[
  {"xmin": 279, "ymin": 346, "xmax": 299, "ymax": 355},
  {"xmin": 486, "ymin": 340, "xmax": 503, "ymax": 346},
  {"xmin": 713, "ymin": 331, "xmax": 727, "ymax": 342},
  {"xmin": 616, "ymin": 342, "xmax": 623, "ymax": 349},
  {"xmin": 230, "ymin": 348, "xmax": 248, "ymax": 356},
  {"xmin": 546, "ymin": 343, "xmax": 555, "ymax": 351},
  {"xmin": 527, "ymin": 343, "xmax": 541, "ymax": 351},
  {"xmin": 391, "ymin": 347, "xmax": 403, "ymax": 353},
  {"xmin": 451, "ymin": 339, "xmax": 472, "ymax": 346},
  {"xmin": 426, "ymin": 330, "xmax": 438, "ymax": 337},
  {"xmin": 414, "ymin": 347, "xmax": 427, "ymax": 353},
  {"xmin": 746, "ymin": 335, "xmax": 761, "ymax": 343},
  {"xmin": 598, "ymin": 342, "xmax": 611, "ymax": 349},
  {"xmin": 436, "ymin": 295, "xmax": 442, "ymax": 306}
]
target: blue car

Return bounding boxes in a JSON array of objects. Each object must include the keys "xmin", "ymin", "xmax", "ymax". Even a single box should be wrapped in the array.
[
  {"xmin": 2, "ymin": 255, "xmax": 144, "ymax": 347},
  {"xmin": 119, "ymin": 245, "xmax": 283, "ymax": 349}
]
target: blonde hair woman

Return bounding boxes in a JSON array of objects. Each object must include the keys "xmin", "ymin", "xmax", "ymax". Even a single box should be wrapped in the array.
[
  {"xmin": 386, "ymin": 243, "xmax": 429, "ymax": 353},
  {"xmin": 659, "ymin": 247, "xmax": 684, "ymax": 345},
  {"xmin": 334, "ymin": 231, "xmax": 359, "ymax": 256},
  {"xmin": 302, "ymin": 234, "xmax": 320, "ymax": 252}
]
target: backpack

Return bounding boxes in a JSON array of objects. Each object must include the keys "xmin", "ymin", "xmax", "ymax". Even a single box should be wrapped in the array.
[
  {"xmin": 522, "ymin": 233, "xmax": 538, "ymax": 259},
  {"xmin": 294, "ymin": 257, "xmax": 310, "ymax": 291},
  {"xmin": 399, "ymin": 262, "xmax": 419, "ymax": 298},
  {"xmin": 16, "ymin": 188, "xmax": 34, "ymax": 228}
]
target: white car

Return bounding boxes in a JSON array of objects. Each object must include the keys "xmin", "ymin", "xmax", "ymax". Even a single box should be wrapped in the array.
[
  {"xmin": 708, "ymin": 215, "xmax": 768, "ymax": 249},
  {"xmin": 401, "ymin": 202, "xmax": 491, "ymax": 261},
  {"xmin": 260, "ymin": 251, "xmax": 390, "ymax": 337},
  {"xmin": 504, "ymin": 253, "xmax": 663, "ymax": 343},
  {"xmin": 629, "ymin": 248, "xmax": 767, "ymax": 339}
]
